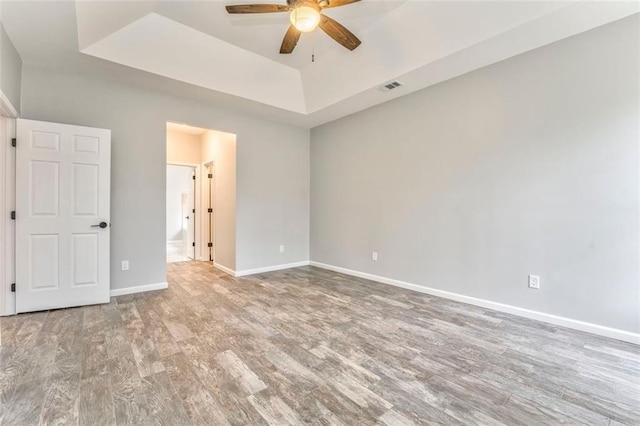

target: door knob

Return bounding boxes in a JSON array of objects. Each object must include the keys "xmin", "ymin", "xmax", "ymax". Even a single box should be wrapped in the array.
[{"xmin": 91, "ymin": 222, "xmax": 109, "ymax": 229}]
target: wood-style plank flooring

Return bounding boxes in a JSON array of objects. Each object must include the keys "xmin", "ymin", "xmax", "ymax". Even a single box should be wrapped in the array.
[{"xmin": 1, "ymin": 262, "xmax": 638, "ymax": 425}]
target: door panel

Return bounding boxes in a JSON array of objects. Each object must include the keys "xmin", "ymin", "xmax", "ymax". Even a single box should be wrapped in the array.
[
  {"xmin": 73, "ymin": 135, "xmax": 100, "ymax": 154},
  {"xmin": 72, "ymin": 163, "xmax": 99, "ymax": 215},
  {"xmin": 31, "ymin": 131, "xmax": 60, "ymax": 151},
  {"xmin": 71, "ymin": 233, "xmax": 99, "ymax": 286},
  {"xmin": 29, "ymin": 234, "xmax": 59, "ymax": 290},
  {"xmin": 30, "ymin": 161, "xmax": 59, "ymax": 216},
  {"xmin": 16, "ymin": 119, "xmax": 111, "ymax": 313}
]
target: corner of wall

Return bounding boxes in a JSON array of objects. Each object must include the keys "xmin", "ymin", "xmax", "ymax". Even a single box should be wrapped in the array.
[{"xmin": 0, "ymin": 21, "xmax": 23, "ymax": 117}]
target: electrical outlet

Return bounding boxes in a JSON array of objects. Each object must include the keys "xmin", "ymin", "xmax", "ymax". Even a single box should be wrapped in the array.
[
  {"xmin": 528, "ymin": 274, "xmax": 540, "ymax": 289},
  {"xmin": 279, "ymin": 245, "xmax": 285, "ymax": 253},
  {"xmin": 121, "ymin": 260, "xmax": 129, "ymax": 271},
  {"xmin": 372, "ymin": 251, "xmax": 378, "ymax": 261}
]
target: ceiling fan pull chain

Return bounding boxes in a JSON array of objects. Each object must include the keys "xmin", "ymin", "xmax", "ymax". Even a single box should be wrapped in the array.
[{"xmin": 311, "ymin": 30, "xmax": 316, "ymax": 63}]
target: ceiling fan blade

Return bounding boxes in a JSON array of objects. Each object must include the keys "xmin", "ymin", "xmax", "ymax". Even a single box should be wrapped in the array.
[
  {"xmin": 318, "ymin": 15, "xmax": 361, "ymax": 51},
  {"xmin": 225, "ymin": 4, "xmax": 289, "ymax": 14},
  {"xmin": 322, "ymin": 0, "xmax": 361, "ymax": 9},
  {"xmin": 280, "ymin": 24, "xmax": 301, "ymax": 54}
]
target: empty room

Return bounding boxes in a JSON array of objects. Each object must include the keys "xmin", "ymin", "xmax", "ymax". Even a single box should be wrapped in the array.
[{"xmin": 0, "ymin": 0, "xmax": 638, "ymax": 425}]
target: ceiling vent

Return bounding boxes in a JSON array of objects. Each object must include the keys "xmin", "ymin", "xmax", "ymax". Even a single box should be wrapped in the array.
[{"xmin": 379, "ymin": 80, "xmax": 403, "ymax": 92}]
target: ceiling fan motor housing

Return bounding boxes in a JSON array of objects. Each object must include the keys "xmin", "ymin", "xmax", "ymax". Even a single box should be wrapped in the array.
[
  {"xmin": 227, "ymin": 0, "xmax": 362, "ymax": 53},
  {"xmin": 290, "ymin": 0, "xmax": 322, "ymax": 32},
  {"xmin": 288, "ymin": 0, "xmax": 325, "ymax": 9}
]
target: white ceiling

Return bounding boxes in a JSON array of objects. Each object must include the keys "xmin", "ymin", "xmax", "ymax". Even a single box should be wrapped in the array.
[{"xmin": 2, "ymin": 1, "xmax": 638, "ymax": 128}]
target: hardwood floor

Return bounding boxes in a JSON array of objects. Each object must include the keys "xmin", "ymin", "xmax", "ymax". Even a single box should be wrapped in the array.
[{"xmin": 1, "ymin": 262, "xmax": 638, "ymax": 425}]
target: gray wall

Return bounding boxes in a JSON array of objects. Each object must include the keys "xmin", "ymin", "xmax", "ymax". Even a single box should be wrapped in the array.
[
  {"xmin": 21, "ymin": 64, "xmax": 310, "ymax": 289},
  {"xmin": 311, "ymin": 15, "xmax": 640, "ymax": 333},
  {"xmin": 236, "ymin": 123, "xmax": 309, "ymax": 271},
  {"xmin": 0, "ymin": 23, "xmax": 22, "ymax": 114}
]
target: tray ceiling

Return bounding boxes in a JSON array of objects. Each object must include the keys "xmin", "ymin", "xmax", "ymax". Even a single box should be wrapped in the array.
[{"xmin": 2, "ymin": 1, "xmax": 638, "ymax": 127}]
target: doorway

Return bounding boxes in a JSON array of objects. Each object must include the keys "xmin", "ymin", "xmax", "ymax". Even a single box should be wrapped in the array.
[
  {"xmin": 166, "ymin": 121, "xmax": 236, "ymax": 273},
  {"xmin": 166, "ymin": 164, "xmax": 196, "ymax": 263},
  {"xmin": 166, "ymin": 122, "xmax": 218, "ymax": 265}
]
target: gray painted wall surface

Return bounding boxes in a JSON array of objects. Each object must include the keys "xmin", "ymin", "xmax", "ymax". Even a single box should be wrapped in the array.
[
  {"xmin": 311, "ymin": 16, "xmax": 640, "ymax": 333},
  {"xmin": 0, "ymin": 23, "xmax": 21, "ymax": 114},
  {"xmin": 21, "ymin": 65, "xmax": 310, "ymax": 289},
  {"xmin": 236, "ymin": 123, "xmax": 309, "ymax": 271}
]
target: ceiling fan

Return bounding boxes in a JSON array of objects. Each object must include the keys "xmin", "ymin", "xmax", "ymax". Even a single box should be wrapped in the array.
[{"xmin": 226, "ymin": 0, "xmax": 362, "ymax": 54}]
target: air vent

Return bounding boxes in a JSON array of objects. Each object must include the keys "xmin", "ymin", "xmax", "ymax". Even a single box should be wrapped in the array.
[{"xmin": 379, "ymin": 80, "xmax": 403, "ymax": 92}]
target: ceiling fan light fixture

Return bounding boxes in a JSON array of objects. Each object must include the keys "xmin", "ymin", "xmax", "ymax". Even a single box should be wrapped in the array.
[{"xmin": 290, "ymin": 3, "xmax": 321, "ymax": 33}]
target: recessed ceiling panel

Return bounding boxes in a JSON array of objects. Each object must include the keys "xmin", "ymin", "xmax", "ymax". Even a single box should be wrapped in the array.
[
  {"xmin": 156, "ymin": 0, "xmax": 407, "ymax": 69},
  {"xmin": 81, "ymin": 12, "xmax": 307, "ymax": 113}
]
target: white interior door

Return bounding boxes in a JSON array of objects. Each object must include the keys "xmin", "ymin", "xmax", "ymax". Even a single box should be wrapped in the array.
[
  {"xmin": 181, "ymin": 193, "xmax": 190, "ymax": 258},
  {"xmin": 187, "ymin": 171, "xmax": 195, "ymax": 259},
  {"xmin": 16, "ymin": 119, "xmax": 111, "ymax": 313}
]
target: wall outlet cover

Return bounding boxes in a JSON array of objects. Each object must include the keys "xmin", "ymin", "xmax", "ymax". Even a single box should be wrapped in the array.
[
  {"xmin": 528, "ymin": 274, "xmax": 540, "ymax": 289},
  {"xmin": 372, "ymin": 251, "xmax": 378, "ymax": 261},
  {"xmin": 121, "ymin": 260, "xmax": 130, "ymax": 271}
]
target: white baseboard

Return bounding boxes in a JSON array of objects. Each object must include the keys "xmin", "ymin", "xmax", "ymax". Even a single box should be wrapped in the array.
[
  {"xmin": 235, "ymin": 261, "xmax": 310, "ymax": 277},
  {"xmin": 213, "ymin": 261, "xmax": 311, "ymax": 278},
  {"xmin": 213, "ymin": 262, "xmax": 236, "ymax": 276},
  {"xmin": 110, "ymin": 282, "xmax": 168, "ymax": 297},
  {"xmin": 309, "ymin": 261, "xmax": 639, "ymax": 345}
]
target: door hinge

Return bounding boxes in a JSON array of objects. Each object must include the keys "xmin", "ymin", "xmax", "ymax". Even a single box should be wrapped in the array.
[
  {"xmin": 10, "ymin": 283, "xmax": 15, "ymax": 292},
  {"xmin": 192, "ymin": 242, "xmax": 195, "ymax": 247},
  {"xmin": 10, "ymin": 211, "xmax": 15, "ymax": 220},
  {"xmin": 192, "ymin": 209, "xmax": 195, "ymax": 214},
  {"xmin": 207, "ymin": 242, "xmax": 213, "ymax": 247},
  {"xmin": 207, "ymin": 208, "xmax": 213, "ymax": 213},
  {"xmin": 208, "ymin": 174, "xmax": 213, "ymax": 179},
  {"xmin": 192, "ymin": 175, "xmax": 196, "ymax": 180},
  {"xmin": 11, "ymin": 138, "xmax": 16, "ymax": 147}
]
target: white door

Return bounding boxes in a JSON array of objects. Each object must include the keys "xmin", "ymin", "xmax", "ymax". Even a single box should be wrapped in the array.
[
  {"xmin": 16, "ymin": 119, "xmax": 111, "ymax": 313},
  {"xmin": 187, "ymin": 171, "xmax": 195, "ymax": 259},
  {"xmin": 181, "ymin": 193, "xmax": 190, "ymax": 258}
]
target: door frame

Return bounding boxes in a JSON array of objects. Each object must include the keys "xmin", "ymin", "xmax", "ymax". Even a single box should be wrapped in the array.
[
  {"xmin": 203, "ymin": 161, "xmax": 215, "ymax": 264},
  {"xmin": 166, "ymin": 161, "xmax": 203, "ymax": 261},
  {"xmin": 0, "ymin": 114, "xmax": 17, "ymax": 317}
]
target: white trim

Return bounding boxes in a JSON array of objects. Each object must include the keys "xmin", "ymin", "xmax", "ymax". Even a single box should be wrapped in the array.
[
  {"xmin": 0, "ymin": 118, "xmax": 16, "ymax": 316},
  {"xmin": 213, "ymin": 262, "xmax": 236, "ymax": 276},
  {"xmin": 235, "ymin": 261, "xmax": 310, "ymax": 277},
  {"xmin": 309, "ymin": 261, "xmax": 640, "ymax": 345},
  {"xmin": 0, "ymin": 91, "xmax": 18, "ymax": 119},
  {"xmin": 200, "ymin": 161, "xmax": 214, "ymax": 264},
  {"xmin": 110, "ymin": 281, "xmax": 168, "ymax": 297},
  {"xmin": 212, "ymin": 260, "xmax": 311, "ymax": 278}
]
